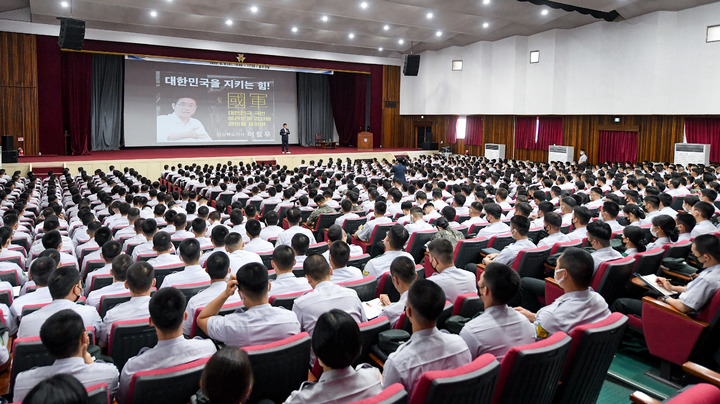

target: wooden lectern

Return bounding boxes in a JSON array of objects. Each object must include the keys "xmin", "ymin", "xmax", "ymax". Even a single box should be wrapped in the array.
[{"xmin": 358, "ymin": 132, "xmax": 373, "ymax": 150}]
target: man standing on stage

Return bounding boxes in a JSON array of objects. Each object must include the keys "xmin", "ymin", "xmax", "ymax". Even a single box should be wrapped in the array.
[{"xmin": 280, "ymin": 123, "xmax": 290, "ymax": 154}]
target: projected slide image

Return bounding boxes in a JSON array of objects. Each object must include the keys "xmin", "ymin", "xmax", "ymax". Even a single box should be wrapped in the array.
[{"xmin": 156, "ymin": 73, "xmax": 275, "ymax": 143}]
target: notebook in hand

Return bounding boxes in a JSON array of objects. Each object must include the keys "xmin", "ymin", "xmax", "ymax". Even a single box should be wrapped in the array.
[{"xmin": 635, "ymin": 274, "xmax": 675, "ymax": 297}]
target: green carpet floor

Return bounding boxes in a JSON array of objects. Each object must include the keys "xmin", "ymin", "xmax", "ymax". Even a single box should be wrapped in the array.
[{"xmin": 596, "ymin": 349, "xmax": 681, "ymax": 403}]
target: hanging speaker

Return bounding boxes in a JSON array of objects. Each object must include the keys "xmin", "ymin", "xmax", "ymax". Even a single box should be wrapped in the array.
[
  {"xmin": 58, "ymin": 17, "xmax": 86, "ymax": 50},
  {"xmin": 1, "ymin": 135, "xmax": 13, "ymax": 151},
  {"xmin": 403, "ymin": 55, "xmax": 420, "ymax": 76}
]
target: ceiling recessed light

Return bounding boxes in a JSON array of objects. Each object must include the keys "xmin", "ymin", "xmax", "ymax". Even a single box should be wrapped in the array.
[
  {"xmin": 225, "ymin": 19, "xmax": 233, "ymax": 26},
  {"xmin": 60, "ymin": 1, "xmax": 69, "ymax": 7},
  {"xmin": 426, "ymin": 12, "xmax": 434, "ymax": 19},
  {"xmin": 360, "ymin": 2, "xmax": 368, "ymax": 9},
  {"xmin": 483, "ymin": 0, "xmax": 490, "ymax": 4},
  {"xmin": 435, "ymin": 31, "xmax": 442, "ymax": 37},
  {"xmin": 250, "ymin": 5, "xmax": 258, "ymax": 13},
  {"xmin": 541, "ymin": 9, "xmax": 549, "ymax": 16},
  {"xmin": 321, "ymin": 15, "xmax": 328, "ymax": 22},
  {"xmin": 150, "ymin": 10, "xmax": 157, "ymax": 17},
  {"xmin": 483, "ymin": 22, "xmax": 489, "ymax": 28},
  {"xmin": 398, "ymin": 38, "xmax": 405, "ymax": 44},
  {"xmin": 383, "ymin": 24, "xmax": 390, "ymax": 31},
  {"xmin": 348, "ymin": 33, "xmax": 355, "ymax": 39},
  {"xmin": 378, "ymin": 47, "xmax": 383, "ymax": 51},
  {"xmin": 291, "ymin": 26, "xmax": 298, "ymax": 33}
]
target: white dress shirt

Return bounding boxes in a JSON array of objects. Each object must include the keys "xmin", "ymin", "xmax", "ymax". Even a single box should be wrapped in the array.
[
  {"xmin": 206, "ymin": 303, "xmax": 301, "ymax": 347},
  {"xmin": 18, "ymin": 299, "xmax": 102, "ymax": 339},
  {"xmin": 99, "ymin": 296, "xmax": 151, "ymax": 347},
  {"xmin": 269, "ymin": 273, "xmax": 311, "ymax": 298},
  {"xmin": 460, "ymin": 305, "xmax": 535, "ymax": 361},
  {"xmin": 292, "ymin": 281, "xmax": 367, "ymax": 337},
  {"xmin": 182, "ymin": 281, "xmax": 242, "ymax": 335},
  {"xmin": 427, "ymin": 266, "xmax": 477, "ymax": 304},
  {"xmin": 159, "ymin": 265, "xmax": 210, "ymax": 288}
]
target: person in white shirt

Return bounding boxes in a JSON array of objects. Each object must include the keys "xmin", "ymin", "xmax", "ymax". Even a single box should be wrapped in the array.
[
  {"xmin": 646, "ymin": 214, "xmax": 680, "ymax": 251},
  {"xmin": 335, "ymin": 199, "xmax": 360, "ymax": 227},
  {"xmin": 377, "ymin": 255, "xmax": 416, "ymax": 327},
  {"xmin": 461, "ymin": 201, "xmax": 488, "ymax": 227},
  {"xmin": 559, "ymin": 197, "xmax": 577, "ymax": 226},
  {"xmin": 199, "ymin": 225, "xmax": 230, "ymax": 268},
  {"xmin": 578, "ymin": 149, "xmax": 588, "ymax": 165},
  {"xmin": 259, "ymin": 211, "xmax": 284, "ymax": 241},
  {"xmin": 536, "ymin": 212, "xmax": 570, "ymax": 249},
  {"xmin": 422, "ymin": 202, "xmax": 442, "ymax": 222},
  {"xmin": 85, "ymin": 241, "xmax": 122, "ymax": 295},
  {"xmin": 243, "ymin": 219, "xmax": 274, "ymax": 253},
  {"xmin": 691, "ymin": 201, "xmax": 717, "ymax": 238},
  {"xmin": 224, "ymin": 233, "xmax": 263, "ymax": 273},
  {"xmin": 585, "ymin": 187, "xmax": 604, "ymax": 210},
  {"xmin": 426, "ymin": 238, "xmax": 477, "ymax": 303},
  {"xmin": 621, "ymin": 225, "xmax": 647, "ymax": 257},
  {"xmin": 146, "ymin": 232, "xmax": 183, "ymax": 269},
  {"xmin": 160, "ymin": 238, "xmax": 210, "ymax": 288},
  {"xmin": 482, "ymin": 215, "xmax": 536, "ymax": 268},
  {"xmin": 156, "ymin": 96, "xmax": 210, "ymax": 143},
  {"xmin": 87, "ymin": 254, "xmax": 133, "ymax": 308},
  {"xmin": 600, "ymin": 201, "xmax": 624, "ymax": 233},
  {"xmin": 268, "ymin": 245, "xmax": 311, "ymax": 298},
  {"xmin": 405, "ymin": 206, "xmax": 434, "ymax": 240},
  {"xmin": 640, "ymin": 195, "xmax": 662, "ymax": 226},
  {"xmin": 10, "ymin": 256, "xmax": 55, "ymax": 322},
  {"xmin": 189, "ymin": 217, "xmax": 213, "ymax": 251},
  {"xmin": 276, "ymin": 208, "xmax": 316, "ymax": 247},
  {"xmin": 567, "ymin": 206, "xmax": 590, "ymax": 241},
  {"xmin": 477, "ymin": 203, "xmax": 510, "ymax": 239},
  {"xmin": 328, "ymin": 241, "xmax": 363, "ymax": 283},
  {"xmin": 363, "ymin": 224, "xmax": 414, "ymax": 279},
  {"xmin": 353, "ymin": 201, "xmax": 392, "ymax": 242},
  {"xmin": 170, "ymin": 213, "xmax": 194, "ymax": 243},
  {"xmin": 587, "ymin": 221, "xmax": 623, "ymax": 274},
  {"xmin": 675, "ymin": 212, "xmax": 696, "ymax": 243}
]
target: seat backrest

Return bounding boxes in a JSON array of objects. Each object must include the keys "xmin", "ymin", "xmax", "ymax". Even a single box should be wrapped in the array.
[
  {"xmin": 22, "ymin": 302, "xmax": 50, "ymax": 317},
  {"xmin": 632, "ymin": 248, "xmax": 665, "ymax": 276},
  {"xmin": 356, "ymin": 316, "xmax": 391, "ymax": 366},
  {"xmin": 10, "ymin": 337, "xmax": 54, "ymax": 397},
  {"xmin": 89, "ymin": 274, "xmax": 114, "ymax": 293},
  {"xmin": 242, "ymin": 332, "xmax": 312, "ymax": 404},
  {"xmin": 467, "ymin": 223, "xmax": 488, "ymax": 237},
  {"xmin": 452, "ymin": 293, "xmax": 483, "ymax": 317},
  {"xmin": 0, "ymin": 290, "xmax": 12, "ymax": 306},
  {"xmin": 152, "ymin": 264, "xmax": 185, "ymax": 288},
  {"xmin": 453, "ymin": 237, "xmax": 489, "ymax": 269},
  {"xmin": 109, "ymin": 318, "xmax": 158, "ymax": 370},
  {"xmin": 695, "ymin": 286, "xmax": 720, "ymax": 324},
  {"xmin": 315, "ymin": 212, "xmax": 342, "ymax": 232},
  {"xmin": 98, "ymin": 292, "xmax": 132, "ymax": 317},
  {"xmin": 348, "ymin": 383, "xmax": 408, "ymax": 404},
  {"xmin": 556, "ymin": 313, "xmax": 628, "ymax": 404},
  {"xmin": 369, "ymin": 222, "xmax": 397, "ymax": 246},
  {"xmin": 409, "ymin": 353, "xmax": 500, "ymax": 404},
  {"xmin": 339, "ymin": 276, "xmax": 378, "ymax": 301},
  {"xmin": 129, "ymin": 357, "xmax": 209, "ymax": 404},
  {"xmin": 666, "ymin": 383, "xmax": 720, "ymax": 404},
  {"xmin": 488, "ymin": 233, "xmax": 513, "ymax": 250},
  {"xmin": 174, "ymin": 281, "xmax": 211, "ymax": 303},
  {"xmin": 511, "ymin": 246, "xmax": 551, "ymax": 279},
  {"xmin": 269, "ymin": 290, "xmax": 309, "ymax": 310},
  {"xmin": 549, "ymin": 239, "xmax": 582, "ymax": 255},
  {"xmin": 342, "ymin": 217, "xmax": 368, "ymax": 236},
  {"xmin": 406, "ymin": 230, "xmax": 438, "ymax": 264},
  {"xmin": 0, "ymin": 270, "xmax": 18, "ymax": 286},
  {"xmin": 662, "ymin": 241, "xmax": 692, "ymax": 259},
  {"xmin": 86, "ymin": 383, "xmax": 110, "ymax": 404},
  {"xmin": 83, "ymin": 259, "xmax": 105, "ymax": 278},
  {"xmin": 593, "ymin": 257, "xmax": 636, "ymax": 305},
  {"xmin": 494, "ymin": 332, "xmax": 572, "ymax": 404},
  {"xmin": 136, "ymin": 252, "xmax": 158, "ymax": 262},
  {"xmin": 306, "ymin": 242, "xmax": 329, "ymax": 255},
  {"xmin": 348, "ymin": 254, "xmax": 372, "ymax": 271}
]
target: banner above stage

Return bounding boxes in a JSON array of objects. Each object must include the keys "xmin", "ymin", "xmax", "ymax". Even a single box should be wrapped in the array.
[{"xmin": 125, "ymin": 55, "xmax": 334, "ymax": 75}]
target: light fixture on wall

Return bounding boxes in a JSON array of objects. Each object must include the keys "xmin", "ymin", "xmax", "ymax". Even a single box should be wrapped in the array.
[
  {"xmin": 530, "ymin": 50, "xmax": 540, "ymax": 64},
  {"xmin": 452, "ymin": 60, "xmax": 463, "ymax": 71},
  {"xmin": 708, "ymin": 25, "xmax": 720, "ymax": 43},
  {"xmin": 614, "ymin": 117, "xmax": 621, "ymax": 123}
]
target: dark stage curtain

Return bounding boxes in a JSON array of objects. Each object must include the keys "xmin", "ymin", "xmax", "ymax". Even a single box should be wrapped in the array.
[
  {"xmin": 466, "ymin": 116, "xmax": 483, "ymax": 146},
  {"xmin": 515, "ymin": 116, "xmax": 537, "ymax": 150},
  {"xmin": 537, "ymin": 117, "xmax": 564, "ymax": 150},
  {"xmin": 685, "ymin": 118, "xmax": 720, "ymax": 163},
  {"xmin": 36, "ymin": 36, "xmax": 64, "ymax": 155},
  {"xmin": 61, "ymin": 52, "xmax": 93, "ymax": 155},
  {"xmin": 598, "ymin": 130, "xmax": 638, "ymax": 163},
  {"xmin": 328, "ymin": 72, "xmax": 367, "ymax": 147},
  {"xmin": 91, "ymin": 54, "xmax": 124, "ymax": 151},
  {"xmin": 446, "ymin": 116, "xmax": 458, "ymax": 144},
  {"xmin": 297, "ymin": 73, "xmax": 335, "ymax": 147}
]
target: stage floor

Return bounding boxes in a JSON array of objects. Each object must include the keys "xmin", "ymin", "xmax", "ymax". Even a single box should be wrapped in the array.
[{"xmin": 5, "ymin": 146, "xmax": 435, "ymax": 180}]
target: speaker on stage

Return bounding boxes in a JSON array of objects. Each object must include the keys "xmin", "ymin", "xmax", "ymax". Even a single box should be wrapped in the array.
[
  {"xmin": 2, "ymin": 150, "xmax": 18, "ymax": 164},
  {"xmin": 1, "ymin": 136, "xmax": 13, "ymax": 151},
  {"xmin": 58, "ymin": 17, "xmax": 85, "ymax": 50},
  {"xmin": 403, "ymin": 55, "xmax": 420, "ymax": 76}
]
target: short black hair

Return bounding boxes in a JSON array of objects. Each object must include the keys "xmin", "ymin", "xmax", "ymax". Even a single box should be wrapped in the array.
[
  {"xmin": 482, "ymin": 262, "xmax": 520, "ymax": 305},
  {"xmin": 40, "ymin": 309, "xmax": 85, "ymax": 358},
  {"xmin": 510, "ymin": 215, "xmax": 530, "ymax": 236},
  {"xmin": 201, "ymin": 348, "xmax": 254, "ymax": 404},
  {"xmin": 94, "ymin": 227, "xmax": 112, "ymax": 246},
  {"xmin": 141, "ymin": 218, "xmax": 158, "ymax": 236},
  {"xmin": 235, "ymin": 262, "xmax": 269, "ymax": 300},
  {"xmin": 272, "ymin": 245, "xmax": 295, "ymax": 271},
  {"xmin": 387, "ymin": 224, "xmax": 409, "ymax": 250},
  {"xmin": 291, "ymin": 233, "xmax": 310, "ymax": 255},
  {"xmin": 312, "ymin": 309, "xmax": 361, "ymax": 369},
  {"xmin": 390, "ymin": 256, "xmax": 416, "ymax": 284},
  {"xmin": 693, "ymin": 201, "xmax": 715, "ymax": 220},
  {"xmin": 224, "ymin": 233, "xmax": 243, "ymax": 250},
  {"xmin": 558, "ymin": 247, "xmax": 594, "ymax": 288},
  {"xmin": 602, "ymin": 201, "xmax": 620, "ymax": 219},
  {"xmin": 304, "ymin": 253, "xmax": 330, "ymax": 281},
  {"xmin": 126, "ymin": 261, "xmax": 155, "ymax": 294},
  {"xmin": 544, "ymin": 212, "xmax": 562, "ymax": 228},
  {"xmin": 191, "ymin": 217, "xmax": 207, "ymax": 234},
  {"xmin": 41, "ymin": 230, "xmax": 62, "ymax": 250},
  {"xmin": 149, "ymin": 287, "xmax": 186, "ymax": 332},
  {"xmin": 407, "ymin": 279, "xmax": 446, "ymax": 323},
  {"xmin": 23, "ymin": 373, "xmax": 88, "ymax": 404},
  {"xmin": 153, "ymin": 231, "xmax": 172, "ymax": 252},
  {"xmin": 484, "ymin": 203, "xmax": 502, "ymax": 220},
  {"xmin": 427, "ymin": 238, "xmax": 453, "ymax": 264},
  {"xmin": 286, "ymin": 207, "xmax": 302, "ymax": 224},
  {"xmin": 694, "ymin": 234, "xmax": 720, "ymax": 262},
  {"xmin": 587, "ymin": 220, "xmax": 612, "ymax": 242},
  {"xmin": 48, "ymin": 266, "xmax": 81, "ymax": 300},
  {"xmin": 326, "ymin": 224, "xmax": 344, "ymax": 243},
  {"xmin": 179, "ymin": 238, "xmax": 201, "ymax": 262},
  {"xmin": 572, "ymin": 206, "xmax": 591, "ymax": 226},
  {"xmin": 211, "ymin": 225, "xmax": 229, "ymax": 246},
  {"xmin": 206, "ymin": 251, "xmax": 230, "ymax": 280},
  {"xmin": 329, "ymin": 240, "xmax": 350, "ymax": 267},
  {"xmin": 111, "ymin": 254, "xmax": 134, "ymax": 282},
  {"xmin": 245, "ymin": 219, "xmax": 262, "ymax": 237},
  {"xmin": 101, "ymin": 240, "xmax": 122, "ymax": 263},
  {"xmin": 29, "ymin": 256, "xmax": 56, "ymax": 286}
]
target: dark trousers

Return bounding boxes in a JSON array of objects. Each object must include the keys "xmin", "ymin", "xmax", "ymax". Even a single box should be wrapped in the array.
[
  {"xmin": 281, "ymin": 135, "xmax": 289, "ymax": 152},
  {"xmin": 610, "ymin": 298, "xmax": 643, "ymax": 317},
  {"xmin": 515, "ymin": 277, "xmax": 546, "ymax": 312}
]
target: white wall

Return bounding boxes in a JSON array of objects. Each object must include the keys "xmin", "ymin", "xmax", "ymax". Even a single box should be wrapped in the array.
[{"xmin": 400, "ymin": 2, "xmax": 720, "ymax": 115}]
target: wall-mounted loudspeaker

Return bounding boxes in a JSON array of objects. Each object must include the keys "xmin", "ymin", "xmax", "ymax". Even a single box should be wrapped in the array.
[
  {"xmin": 58, "ymin": 17, "xmax": 86, "ymax": 50},
  {"xmin": 403, "ymin": 55, "xmax": 420, "ymax": 76},
  {"xmin": 1, "ymin": 136, "xmax": 13, "ymax": 152}
]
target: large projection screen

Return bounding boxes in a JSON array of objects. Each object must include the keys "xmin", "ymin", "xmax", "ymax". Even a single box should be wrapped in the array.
[{"xmin": 124, "ymin": 56, "xmax": 299, "ymax": 147}]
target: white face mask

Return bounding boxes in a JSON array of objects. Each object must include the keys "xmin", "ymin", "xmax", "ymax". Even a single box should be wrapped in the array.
[
  {"xmin": 554, "ymin": 268, "xmax": 566, "ymax": 283},
  {"xmin": 650, "ymin": 228, "xmax": 658, "ymax": 238}
]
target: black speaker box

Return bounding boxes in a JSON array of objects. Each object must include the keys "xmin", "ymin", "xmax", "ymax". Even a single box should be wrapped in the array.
[
  {"xmin": 2, "ymin": 150, "xmax": 18, "ymax": 164},
  {"xmin": 1, "ymin": 136, "xmax": 13, "ymax": 151},
  {"xmin": 403, "ymin": 55, "xmax": 420, "ymax": 76},
  {"xmin": 58, "ymin": 18, "xmax": 86, "ymax": 50}
]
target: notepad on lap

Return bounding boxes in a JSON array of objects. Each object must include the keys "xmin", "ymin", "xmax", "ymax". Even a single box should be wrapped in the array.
[
  {"xmin": 635, "ymin": 274, "xmax": 675, "ymax": 297},
  {"xmin": 363, "ymin": 298, "xmax": 384, "ymax": 319}
]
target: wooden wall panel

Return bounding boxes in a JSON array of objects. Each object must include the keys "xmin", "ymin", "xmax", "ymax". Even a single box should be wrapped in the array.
[
  {"xmin": 382, "ymin": 65, "xmax": 409, "ymax": 148},
  {"xmin": 483, "ymin": 116, "xmax": 514, "ymax": 158},
  {"xmin": 0, "ymin": 32, "xmax": 39, "ymax": 155}
]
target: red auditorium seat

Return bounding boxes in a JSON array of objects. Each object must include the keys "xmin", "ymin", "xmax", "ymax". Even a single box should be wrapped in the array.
[
  {"xmin": 127, "ymin": 357, "xmax": 209, "ymax": 404},
  {"xmin": 348, "ymin": 383, "xmax": 408, "ymax": 404},
  {"xmin": 408, "ymin": 353, "xmax": 500, "ymax": 404}
]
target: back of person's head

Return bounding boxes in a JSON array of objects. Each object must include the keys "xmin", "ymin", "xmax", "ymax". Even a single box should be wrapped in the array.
[
  {"xmin": 41, "ymin": 230, "xmax": 62, "ymax": 250},
  {"xmin": 23, "ymin": 373, "xmax": 89, "ymax": 404},
  {"xmin": 390, "ymin": 256, "xmax": 416, "ymax": 284},
  {"xmin": 312, "ymin": 309, "xmax": 361, "ymax": 369},
  {"xmin": 693, "ymin": 201, "xmax": 714, "ymax": 220},
  {"xmin": 149, "ymin": 287, "xmax": 186, "ymax": 333},
  {"xmin": 652, "ymin": 214, "xmax": 679, "ymax": 242},
  {"xmin": 48, "ymin": 266, "xmax": 81, "ymax": 300},
  {"xmin": 141, "ymin": 218, "xmax": 158, "ymax": 236},
  {"xmin": 387, "ymin": 224, "xmax": 409, "ymax": 250},
  {"xmin": 587, "ymin": 220, "xmax": 612, "ymax": 244},
  {"xmin": 272, "ymin": 245, "xmax": 295, "ymax": 271},
  {"xmin": 558, "ymin": 247, "xmax": 594, "ymax": 288},
  {"xmin": 427, "ymin": 238, "xmax": 453, "ymax": 265},
  {"xmin": 329, "ymin": 240, "xmax": 350, "ymax": 267},
  {"xmin": 286, "ymin": 207, "xmax": 302, "ymax": 224},
  {"xmin": 152, "ymin": 231, "xmax": 172, "ymax": 252},
  {"xmin": 482, "ymin": 262, "xmax": 521, "ymax": 305},
  {"xmin": 179, "ymin": 238, "xmax": 201, "ymax": 262},
  {"xmin": 191, "ymin": 217, "xmax": 207, "ymax": 235},
  {"xmin": 623, "ymin": 226, "xmax": 647, "ymax": 253},
  {"xmin": 510, "ymin": 215, "xmax": 530, "ymax": 236},
  {"xmin": 304, "ymin": 253, "xmax": 330, "ymax": 281},
  {"xmin": 326, "ymin": 224, "xmax": 344, "ymax": 243},
  {"xmin": 211, "ymin": 225, "xmax": 230, "ymax": 246},
  {"xmin": 235, "ymin": 262, "xmax": 269, "ymax": 300},
  {"xmin": 40, "ymin": 309, "xmax": 85, "ymax": 359},
  {"xmin": 544, "ymin": 211, "xmax": 562, "ymax": 228},
  {"xmin": 264, "ymin": 210, "xmax": 279, "ymax": 226},
  {"xmin": 126, "ymin": 261, "xmax": 155, "ymax": 294},
  {"xmin": 94, "ymin": 227, "xmax": 112, "ymax": 246},
  {"xmin": 602, "ymin": 201, "xmax": 620, "ymax": 219},
  {"xmin": 245, "ymin": 219, "xmax": 262, "ymax": 238},
  {"xmin": 206, "ymin": 251, "xmax": 230, "ymax": 280},
  {"xmin": 374, "ymin": 201, "xmax": 387, "ymax": 215},
  {"xmin": 675, "ymin": 212, "xmax": 696, "ymax": 233},
  {"xmin": 101, "ymin": 240, "xmax": 122, "ymax": 263},
  {"xmin": 572, "ymin": 206, "xmax": 591, "ymax": 226},
  {"xmin": 291, "ymin": 233, "xmax": 310, "ymax": 255},
  {"xmin": 201, "ymin": 347, "xmax": 254, "ymax": 404},
  {"xmin": 30, "ymin": 256, "xmax": 56, "ymax": 287},
  {"xmin": 693, "ymin": 234, "xmax": 720, "ymax": 263},
  {"xmin": 407, "ymin": 279, "xmax": 446, "ymax": 324},
  {"xmin": 111, "ymin": 254, "xmax": 134, "ymax": 282},
  {"xmin": 484, "ymin": 203, "xmax": 502, "ymax": 220}
]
